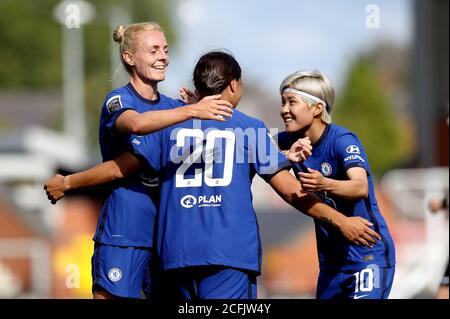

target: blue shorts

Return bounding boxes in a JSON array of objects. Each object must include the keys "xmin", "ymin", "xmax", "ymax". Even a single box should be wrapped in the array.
[
  {"xmin": 91, "ymin": 243, "xmax": 158, "ymax": 299},
  {"xmin": 161, "ymin": 266, "xmax": 257, "ymax": 300},
  {"xmin": 316, "ymin": 265, "xmax": 395, "ymax": 299}
]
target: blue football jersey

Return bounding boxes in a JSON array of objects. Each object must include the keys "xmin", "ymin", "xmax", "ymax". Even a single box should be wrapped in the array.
[
  {"xmin": 131, "ymin": 111, "xmax": 291, "ymax": 274},
  {"xmin": 277, "ymin": 124, "xmax": 396, "ymax": 271},
  {"xmin": 93, "ymin": 83, "xmax": 184, "ymax": 247}
]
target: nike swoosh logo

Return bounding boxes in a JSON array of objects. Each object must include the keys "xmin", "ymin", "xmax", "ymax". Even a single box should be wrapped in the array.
[{"xmin": 353, "ymin": 294, "xmax": 369, "ymax": 299}]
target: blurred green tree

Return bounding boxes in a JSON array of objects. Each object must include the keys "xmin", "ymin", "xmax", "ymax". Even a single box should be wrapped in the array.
[
  {"xmin": 0, "ymin": 0, "xmax": 61, "ymax": 87},
  {"xmin": 333, "ymin": 56, "xmax": 405, "ymax": 178},
  {"xmin": 0, "ymin": 0, "xmax": 177, "ymax": 147}
]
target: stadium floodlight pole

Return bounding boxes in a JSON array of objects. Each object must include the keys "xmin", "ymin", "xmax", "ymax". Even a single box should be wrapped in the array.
[
  {"xmin": 109, "ymin": 5, "xmax": 131, "ymax": 89},
  {"xmin": 53, "ymin": 0, "xmax": 95, "ymax": 159}
]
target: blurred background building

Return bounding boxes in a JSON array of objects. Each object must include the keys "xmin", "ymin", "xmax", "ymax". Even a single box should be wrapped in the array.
[{"xmin": 0, "ymin": 0, "xmax": 448, "ymax": 298}]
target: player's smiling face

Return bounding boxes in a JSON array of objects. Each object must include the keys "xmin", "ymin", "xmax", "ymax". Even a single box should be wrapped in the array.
[
  {"xmin": 280, "ymin": 91, "xmax": 315, "ymax": 133},
  {"xmin": 130, "ymin": 30, "xmax": 169, "ymax": 83}
]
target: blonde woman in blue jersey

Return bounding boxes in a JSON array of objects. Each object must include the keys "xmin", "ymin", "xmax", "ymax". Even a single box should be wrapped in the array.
[
  {"xmin": 277, "ymin": 70, "xmax": 396, "ymax": 299},
  {"xmin": 44, "ymin": 22, "xmax": 233, "ymax": 299}
]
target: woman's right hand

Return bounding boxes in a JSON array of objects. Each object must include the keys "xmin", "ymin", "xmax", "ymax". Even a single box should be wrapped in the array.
[
  {"xmin": 190, "ymin": 94, "xmax": 234, "ymax": 122},
  {"xmin": 44, "ymin": 174, "xmax": 69, "ymax": 204},
  {"xmin": 287, "ymin": 137, "xmax": 312, "ymax": 162},
  {"xmin": 337, "ymin": 216, "xmax": 381, "ymax": 247}
]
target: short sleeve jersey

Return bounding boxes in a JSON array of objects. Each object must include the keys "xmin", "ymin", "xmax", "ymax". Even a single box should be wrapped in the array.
[
  {"xmin": 131, "ymin": 110, "xmax": 290, "ymax": 273},
  {"xmin": 277, "ymin": 124, "xmax": 396, "ymax": 271},
  {"xmin": 93, "ymin": 83, "xmax": 184, "ymax": 247}
]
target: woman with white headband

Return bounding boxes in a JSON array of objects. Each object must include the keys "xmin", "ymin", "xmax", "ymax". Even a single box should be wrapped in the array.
[{"xmin": 277, "ymin": 70, "xmax": 396, "ymax": 299}]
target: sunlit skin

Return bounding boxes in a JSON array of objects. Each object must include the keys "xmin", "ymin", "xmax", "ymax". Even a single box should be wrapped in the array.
[
  {"xmin": 123, "ymin": 30, "xmax": 169, "ymax": 99},
  {"xmin": 231, "ymin": 78, "xmax": 243, "ymax": 107},
  {"xmin": 221, "ymin": 78, "xmax": 243, "ymax": 108},
  {"xmin": 280, "ymin": 91, "xmax": 323, "ymax": 162},
  {"xmin": 280, "ymin": 91, "xmax": 326, "ymax": 144}
]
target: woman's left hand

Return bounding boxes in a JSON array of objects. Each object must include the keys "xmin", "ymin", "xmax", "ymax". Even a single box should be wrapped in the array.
[
  {"xmin": 299, "ymin": 168, "xmax": 329, "ymax": 192},
  {"xmin": 180, "ymin": 86, "xmax": 199, "ymax": 104},
  {"xmin": 287, "ymin": 137, "xmax": 312, "ymax": 162}
]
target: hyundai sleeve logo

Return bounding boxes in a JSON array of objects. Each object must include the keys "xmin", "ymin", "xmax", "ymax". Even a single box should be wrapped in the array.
[{"xmin": 346, "ymin": 145, "xmax": 361, "ymax": 154}]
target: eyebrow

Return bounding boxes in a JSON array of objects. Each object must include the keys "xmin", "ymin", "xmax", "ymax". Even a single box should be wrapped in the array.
[
  {"xmin": 147, "ymin": 44, "xmax": 169, "ymax": 49},
  {"xmin": 143, "ymin": 43, "xmax": 169, "ymax": 50}
]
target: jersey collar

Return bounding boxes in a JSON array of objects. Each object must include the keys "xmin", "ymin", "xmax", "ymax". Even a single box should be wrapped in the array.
[{"xmin": 126, "ymin": 83, "xmax": 161, "ymax": 105}]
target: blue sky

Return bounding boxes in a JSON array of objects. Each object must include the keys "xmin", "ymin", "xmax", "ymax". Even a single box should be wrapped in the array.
[{"xmin": 161, "ymin": 0, "xmax": 412, "ymax": 97}]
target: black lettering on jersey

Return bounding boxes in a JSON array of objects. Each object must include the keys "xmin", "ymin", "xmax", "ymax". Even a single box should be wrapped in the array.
[
  {"xmin": 106, "ymin": 95, "xmax": 122, "ymax": 113},
  {"xmin": 140, "ymin": 166, "xmax": 160, "ymax": 188},
  {"xmin": 140, "ymin": 173, "xmax": 160, "ymax": 187}
]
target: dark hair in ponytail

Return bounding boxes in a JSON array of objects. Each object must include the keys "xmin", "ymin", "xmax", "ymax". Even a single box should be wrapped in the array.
[{"xmin": 193, "ymin": 51, "xmax": 242, "ymax": 98}]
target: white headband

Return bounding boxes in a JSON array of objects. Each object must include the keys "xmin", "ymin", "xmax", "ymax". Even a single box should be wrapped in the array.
[{"xmin": 283, "ymin": 88, "xmax": 327, "ymax": 109}]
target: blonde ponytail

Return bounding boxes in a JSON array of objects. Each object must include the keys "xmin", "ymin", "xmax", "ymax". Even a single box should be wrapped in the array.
[{"xmin": 112, "ymin": 25, "xmax": 126, "ymax": 43}]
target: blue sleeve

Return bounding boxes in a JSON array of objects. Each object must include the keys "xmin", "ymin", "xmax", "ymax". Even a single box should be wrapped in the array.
[
  {"xmin": 275, "ymin": 131, "xmax": 296, "ymax": 151},
  {"xmin": 334, "ymin": 133, "xmax": 370, "ymax": 174},
  {"xmin": 173, "ymin": 99, "xmax": 186, "ymax": 107},
  {"xmin": 130, "ymin": 131, "xmax": 162, "ymax": 172},
  {"xmin": 101, "ymin": 93, "xmax": 136, "ymax": 134},
  {"xmin": 253, "ymin": 122, "xmax": 291, "ymax": 182}
]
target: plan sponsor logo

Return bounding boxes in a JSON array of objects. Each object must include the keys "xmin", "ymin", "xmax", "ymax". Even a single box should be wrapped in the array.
[{"xmin": 180, "ymin": 195, "xmax": 222, "ymax": 208}]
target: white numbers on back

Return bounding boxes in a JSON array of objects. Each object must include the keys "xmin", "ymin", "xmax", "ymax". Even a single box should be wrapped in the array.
[{"xmin": 175, "ymin": 129, "xmax": 235, "ymax": 188}]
